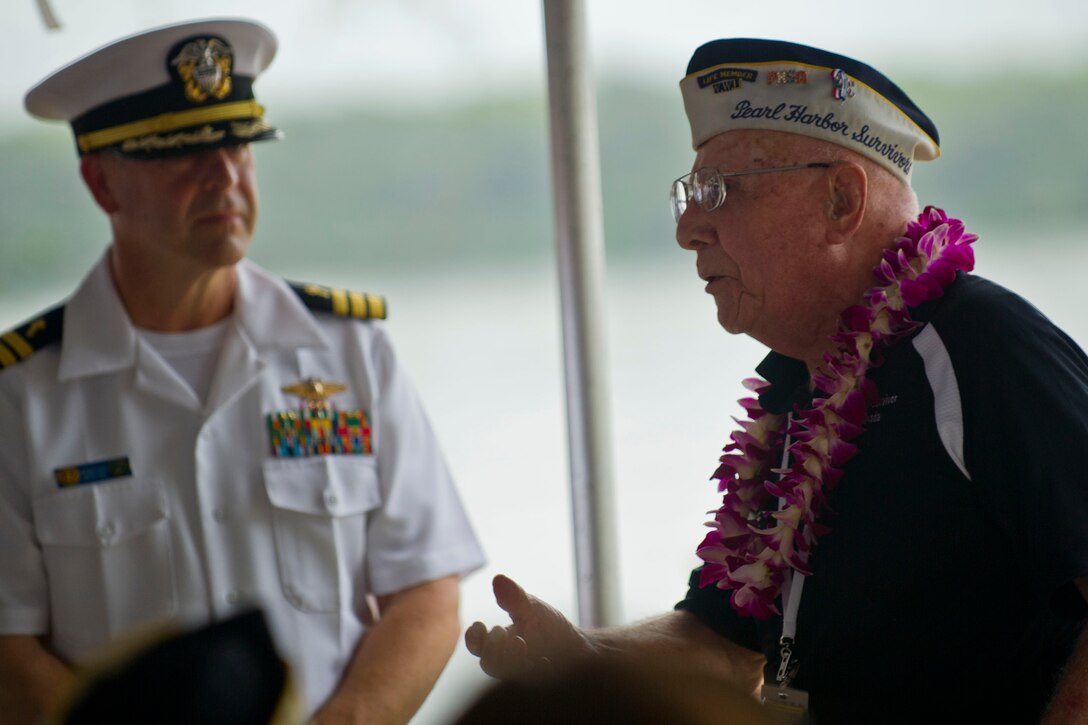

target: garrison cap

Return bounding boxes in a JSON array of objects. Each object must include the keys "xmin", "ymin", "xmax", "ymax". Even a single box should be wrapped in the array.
[
  {"xmin": 25, "ymin": 18, "xmax": 280, "ymax": 158},
  {"xmin": 681, "ymin": 38, "xmax": 940, "ymax": 182}
]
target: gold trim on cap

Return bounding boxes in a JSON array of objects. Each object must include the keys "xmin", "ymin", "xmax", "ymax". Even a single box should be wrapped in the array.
[{"xmin": 77, "ymin": 100, "xmax": 265, "ymax": 153}]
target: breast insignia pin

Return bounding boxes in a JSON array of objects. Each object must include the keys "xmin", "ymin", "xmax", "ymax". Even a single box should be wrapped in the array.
[{"xmin": 281, "ymin": 377, "xmax": 346, "ymax": 405}]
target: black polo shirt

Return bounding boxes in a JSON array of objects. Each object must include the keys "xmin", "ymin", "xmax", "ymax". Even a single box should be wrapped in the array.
[{"xmin": 678, "ymin": 274, "xmax": 1088, "ymax": 723}]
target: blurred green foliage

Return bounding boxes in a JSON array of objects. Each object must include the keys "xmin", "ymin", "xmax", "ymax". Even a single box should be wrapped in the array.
[{"xmin": 1, "ymin": 72, "xmax": 1084, "ymax": 299}]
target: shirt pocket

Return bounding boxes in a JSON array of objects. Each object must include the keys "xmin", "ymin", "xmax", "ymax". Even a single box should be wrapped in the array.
[
  {"xmin": 263, "ymin": 456, "xmax": 382, "ymax": 613},
  {"xmin": 32, "ymin": 478, "xmax": 176, "ymax": 658}
]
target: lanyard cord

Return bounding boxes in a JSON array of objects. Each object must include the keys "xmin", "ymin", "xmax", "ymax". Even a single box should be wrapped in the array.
[{"xmin": 775, "ymin": 415, "xmax": 805, "ymax": 687}]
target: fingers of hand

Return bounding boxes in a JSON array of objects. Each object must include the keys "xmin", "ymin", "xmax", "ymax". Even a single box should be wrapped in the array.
[
  {"xmin": 492, "ymin": 574, "xmax": 531, "ymax": 621},
  {"xmin": 474, "ymin": 624, "xmax": 531, "ymax": 679},
  {"xmin": 465, "ymin": 621, "xmax": 487, "ymax": 657}
]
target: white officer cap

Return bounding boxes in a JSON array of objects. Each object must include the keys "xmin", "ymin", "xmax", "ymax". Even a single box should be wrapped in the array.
[{"xmin": 26, "ymin": 18, "xmax": 280, "ymax": 158}]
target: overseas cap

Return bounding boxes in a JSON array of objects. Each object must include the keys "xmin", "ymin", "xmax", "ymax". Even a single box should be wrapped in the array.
[
  {"xmin": 681, "ymin": 38, "xmax": 939, "ymax": 182},
  {"xmin": 25, "ymin": 18, "xmax": 280, "ymax": 158}
]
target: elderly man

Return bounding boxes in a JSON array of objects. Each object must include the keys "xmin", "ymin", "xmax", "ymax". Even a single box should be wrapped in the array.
[
  {"xmin": 465, "ymin": 39, "xmax": 1088, "ymax": 723},
  {"xmin": 0, "ymin": 18, "xmax": 484, "ymax": 724}
]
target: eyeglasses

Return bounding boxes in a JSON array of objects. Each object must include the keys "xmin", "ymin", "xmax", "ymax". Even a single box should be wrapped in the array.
[{"xmin": 669, "ymin": 162, "xmax": 834, "ymax": 223}]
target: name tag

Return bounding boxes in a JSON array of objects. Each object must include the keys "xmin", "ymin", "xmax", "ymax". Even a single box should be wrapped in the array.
[{"xmin": 54, "ymin": 456, "xmax": 133, "ymax": 488}]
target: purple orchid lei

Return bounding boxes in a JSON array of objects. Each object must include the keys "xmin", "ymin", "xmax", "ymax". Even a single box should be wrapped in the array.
[{"xmin": 695, "ymin": 207, "xmax": 978, "ymax": 619}]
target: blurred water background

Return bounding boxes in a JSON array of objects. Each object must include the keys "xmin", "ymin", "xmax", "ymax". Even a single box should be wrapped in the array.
[{"xmin": 2, "ymin": 1, "xmax": 1087, "ymax": 721}]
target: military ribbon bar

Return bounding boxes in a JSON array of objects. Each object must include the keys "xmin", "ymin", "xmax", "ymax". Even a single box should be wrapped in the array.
[{"xmin": 267, "ymin": 406, "xmax": 372, "ymax": 458}]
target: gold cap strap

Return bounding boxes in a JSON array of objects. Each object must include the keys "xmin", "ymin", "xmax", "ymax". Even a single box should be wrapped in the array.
[{"xmin": 77, "ymin": 100, "xmax": 264, "ymax": 153}]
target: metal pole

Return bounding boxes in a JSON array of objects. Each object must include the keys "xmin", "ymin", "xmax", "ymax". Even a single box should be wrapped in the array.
[{"xmin": 541, "ymin": 0, "xmax": 620, "ymax": 628}]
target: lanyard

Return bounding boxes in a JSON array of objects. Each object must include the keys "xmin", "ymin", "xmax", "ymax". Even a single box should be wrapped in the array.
[
  {"xmin": 776, "ymin": 570, "xmax": 805, "ymax": 685},
  {"xmin": 775, "ymin": 416, "xmax": 805, "ymax": 687}
]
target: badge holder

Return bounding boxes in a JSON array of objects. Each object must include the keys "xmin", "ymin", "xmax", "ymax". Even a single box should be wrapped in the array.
[
  {"xmin": 761, "ymin": 634, "xmax": 809, "ymax": 722},
  {"xmin": 761, "ymin": 564, "xmax": 809, "ymax": 722}
]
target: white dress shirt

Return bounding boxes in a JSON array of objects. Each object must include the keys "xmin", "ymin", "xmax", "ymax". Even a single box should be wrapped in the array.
[{"xmin": 0, "ymin": 253, "xmax": 485, "ymax": 713}]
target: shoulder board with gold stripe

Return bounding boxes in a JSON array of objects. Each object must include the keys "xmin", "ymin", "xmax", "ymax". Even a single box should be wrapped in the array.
[
  {"xmin": 288, "ymin": 282, "xmax": 387, "ymax": 321},
  {"xmin": 0, "ymin": 305, "xmax": 64, "ymax": 371}
]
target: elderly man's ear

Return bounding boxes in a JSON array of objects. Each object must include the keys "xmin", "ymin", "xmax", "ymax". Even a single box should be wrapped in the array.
[{"xmin": 824, "ymin": 162, "xmax": 867, "ymax": 242}]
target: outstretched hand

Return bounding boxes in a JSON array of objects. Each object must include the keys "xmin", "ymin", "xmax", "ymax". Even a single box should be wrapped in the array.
[{"xmin": 464, "ymin": 574, "xmax": 591, "ymax": 680}]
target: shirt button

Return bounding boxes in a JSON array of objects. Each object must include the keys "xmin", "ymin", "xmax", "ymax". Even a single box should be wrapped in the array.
[
  {"xmin": 97, "ymin": 523, "xmax": 115, "ymax": 543},
  {"xmin": 324, "ymin": 489, "xmax": 338, "ymax": 508},
  {"xmin": 213, "ymin": 508, "xmax": 227, "ymax": 523},
  {"xmin": 226, "ymin": 590, "xmax": 240, "ymax": 605}
]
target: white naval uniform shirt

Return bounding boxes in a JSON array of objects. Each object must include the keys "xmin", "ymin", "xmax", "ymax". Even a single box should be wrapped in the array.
[{"xmin": 0, "ymin": 254, "xmax": 486, "ymax": 713}]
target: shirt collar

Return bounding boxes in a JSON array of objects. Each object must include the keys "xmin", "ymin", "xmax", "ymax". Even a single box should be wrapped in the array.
[
  {"xmin": 59, "ymin": 252, "xmax": 136, "ymax": 381},
  {"xmin": 233, "ymin": 259, "xmax": 329, "ymax": 352},
  {"xmin": 58, "ymin": 254, "xmax": 329, "ymax": 381},
  {"xmin": 754, "ymin": 351, "xmax": 811, "ymax": 415},
  {"xmin": 751, "ymin": 274, "xmax": 968, "ymax": 415}
]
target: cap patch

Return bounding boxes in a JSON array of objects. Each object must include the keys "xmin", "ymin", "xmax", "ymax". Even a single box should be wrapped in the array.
[
  {"xmin": 697, "ymin": 67, "xmax": 758, "ymax": 93},
  {"xmin": 170, "ymin": 36, "xmax": 234, "ymax": 103}
]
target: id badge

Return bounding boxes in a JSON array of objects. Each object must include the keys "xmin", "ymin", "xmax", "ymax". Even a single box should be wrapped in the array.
[{"xmin": 761, "ymin": 684, "xmax": 809, "ymax": 722}]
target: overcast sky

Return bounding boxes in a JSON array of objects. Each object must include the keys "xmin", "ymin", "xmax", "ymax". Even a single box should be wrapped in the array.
[{"xmin": 3, "ymin": 0, "xmax": 1087, "ymax": 135}]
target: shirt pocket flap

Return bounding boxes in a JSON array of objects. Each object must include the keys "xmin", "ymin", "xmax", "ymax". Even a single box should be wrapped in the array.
[
  {"xmin": 263, "ymin": 456, "xmax": 381, "ymax": 517},
  {"xmin": 33, "ymin": 480, "xmax": 168, "ymax": 548}
]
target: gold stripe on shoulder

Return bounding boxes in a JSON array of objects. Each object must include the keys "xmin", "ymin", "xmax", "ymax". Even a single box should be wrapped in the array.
[
  {"xmin": 2, "ymin": 331, "xmax": 33, "ymax": 359},
  {"xmin": 366, "ymin": 293, "xmax": 386, "ymax": 320},
  {"xmin": 0, "ymin": 306, "xmax": 64, "ymax": 371},
  {"xmin": 348, "ymin": 291, "xmax": 366, "ymax": 319},
  {"xmin": 301, "ymin": 283, "xmax": 331, "ymax": 300},
  {"xmin": 331, "ymin": 288, "xmax": 349, "ymax": 317},
  {"xmin": 288, "ymin": 281, "xmax": 387, "ymax": 321}
]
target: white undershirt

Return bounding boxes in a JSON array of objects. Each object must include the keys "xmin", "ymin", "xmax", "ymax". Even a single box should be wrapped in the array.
[{"xmin": 137, "ymin": 319, "xmax": 230, "ymax": 405}]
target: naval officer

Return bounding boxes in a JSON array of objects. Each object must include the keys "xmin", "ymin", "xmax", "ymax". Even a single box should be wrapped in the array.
[{"xmin": 0, "ymin": 17, "xmax": 485, "ymax": 724}]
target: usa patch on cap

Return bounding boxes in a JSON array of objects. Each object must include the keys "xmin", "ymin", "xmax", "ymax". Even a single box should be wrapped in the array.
[
  {"xmin": 25, "ymin": 18, "xmax": 281, "ymax": 158},
  {"xmin": 680, "ymin": 38, "xmax": 940, "ymax": 182}
]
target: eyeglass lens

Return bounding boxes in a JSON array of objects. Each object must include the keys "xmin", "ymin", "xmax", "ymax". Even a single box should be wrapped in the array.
[{"xmin": 670, "ymin": 169, "xmax": 727, "ymax": 223}]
